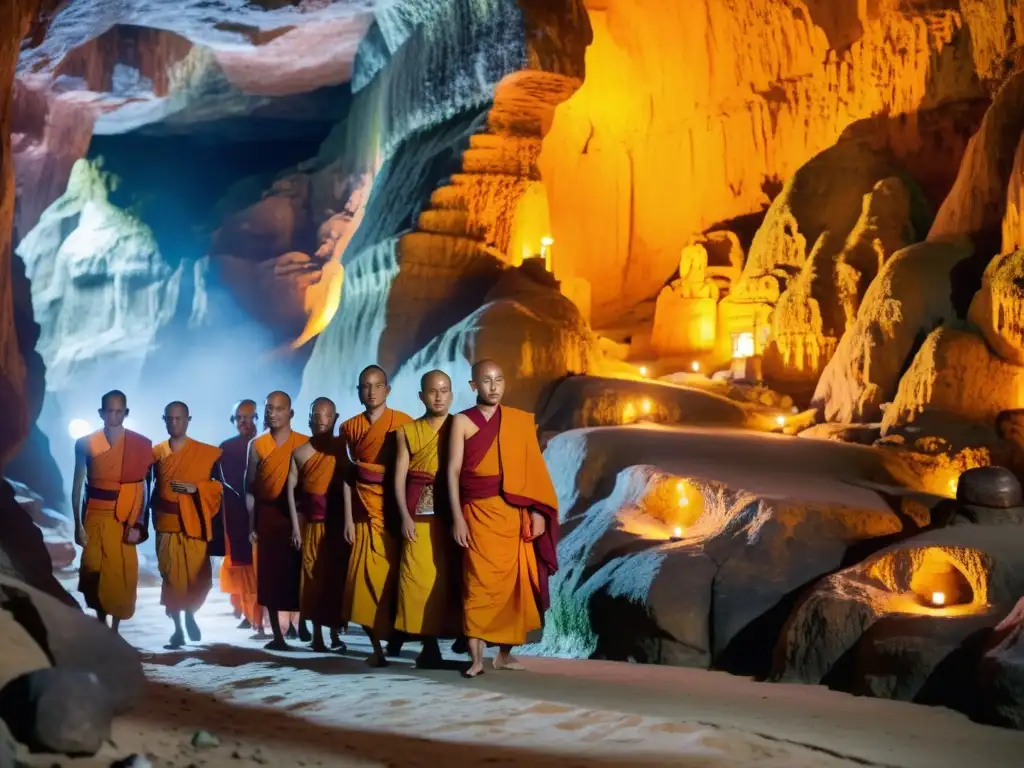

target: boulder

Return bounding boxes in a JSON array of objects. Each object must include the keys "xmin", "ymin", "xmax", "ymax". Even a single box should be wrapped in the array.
[
  {"xmin": 957, "ymin": 466, "xmax": 1023, "ymax": 509},
  {"xmin": 0, "ymin": 668, "xmax": 112, "ymax": 756},
  {"xmin": 968, "ymin": 249, "xmax": 1024, "ymax": 365},
  {"xmin": 813, "ymin": 240, "xmax": 973, "ymax": 424},
  {"xmin": 0, "ymin": 575, "xmax": 144, "ymax": 715},
  {"xmin": 774, "ymin": 524, "xmax": 1024, "ymax": 723},
  {"xmin": 977, "ymin": 597, "xmax": 1024, "ymax": 728},
  {"xmin": 0, "ymin": 605, "xmax": 50, "ymax": 692},
  {"xmin": 0, "ymin": 481, "xmax": 74, "ymax": 607}
]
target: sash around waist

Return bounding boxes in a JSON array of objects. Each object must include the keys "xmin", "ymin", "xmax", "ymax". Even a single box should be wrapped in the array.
[
  {"xmin": 459, "ymin": 472, "xmax": 501, "ymax": 502},
  {"xmin": 86, "ymin": 484, "xmax": 120, "ymax": 501},
  {"xmin": 356, "ymin": 463, "xmax": 384, "ymax": 485},
  {"xmin": 305, "ymin": 492, "xmax": 328, "ymax": 522}
]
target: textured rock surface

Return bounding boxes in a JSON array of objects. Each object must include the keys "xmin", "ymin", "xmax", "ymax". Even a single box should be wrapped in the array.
[
  {"xmin": 774, "ymin": 525, "xmax": 1024, "ymax": 718},
  {"xmin": 538, "ymin": 0, "xmax": 987, "ymax": 325},
  {"xmin": 812, "ymin": 240, "xmax": 972, "ymax": 424},
  {"xmin": 0, "ymin": 573, "xmax": 144, "ymax": 716},
  {"xmin": 957, "ymin": 466, "xmax": 1023, "ymax": 509},
  {"xmin": 0, "ymin": 481, "xmax": 73, "ymax": 608},
  {"xmin": 969, "ymin": 249, "xmax": 1024, "ymax": 365}
]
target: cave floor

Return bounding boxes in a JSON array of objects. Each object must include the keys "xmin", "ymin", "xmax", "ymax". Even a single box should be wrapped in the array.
[{"xmin": 25, "ymin": 586, "xmax": 1023, "ymax": 767}]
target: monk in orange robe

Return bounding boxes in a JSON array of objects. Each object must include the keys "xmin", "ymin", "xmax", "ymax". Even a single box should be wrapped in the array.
[
  {"xmin": 71, "ymin": 390, "xmax": 153, "ymax": 631},
  {"xmin": 147, "ymin": 401, "xmax": 225, "ymax": 648},
  {"xmin": 218, "ymin": 399, "xmax": 265, "ymax": 636},
  {"xmin": 448, "ymin": 360, "xmax": 559, "ymax": 678},
  {"xmin": 287, "ymin": 397, "xmax": 349, "ymax": 652},
  {"xmin": 393, "ymin": 370, "xmax": 460, "ymax": 668},
  {"xmin": 245, "ymin": 391, "xmax": 308, "ymax": 650},
  {"xmin": 341, "ymin": 365, "xmax": 412, "ymax": 666}
]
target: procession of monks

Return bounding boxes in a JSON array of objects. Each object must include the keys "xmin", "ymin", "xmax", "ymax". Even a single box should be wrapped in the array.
[{"xmin": 70, "ymin": 360, "xmax": 559, "ymax": 677}]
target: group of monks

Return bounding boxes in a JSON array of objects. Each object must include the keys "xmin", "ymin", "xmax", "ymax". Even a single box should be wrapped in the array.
[{"xmin": 70, "ymin": 360, "xmax": 559, "ymax": 677}]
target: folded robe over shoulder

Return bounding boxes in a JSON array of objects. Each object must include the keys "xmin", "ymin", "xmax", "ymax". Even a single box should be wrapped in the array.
[
  {"xmin": 252, "ymin": 431, "xmax": 308, "ymax": 611},
  {"xmin": 152, "ymin": 438, "xmax": 223, "ymax": 613},
  {"xmin": 341, "ymin": 408, "xmax": 411, "ymax": 635},
  {"xmin": 79, "ymin": 429, "xmax": 154, "ymax": 620},
  {"xmin": 458, "ymin": 405, "xmax": 559, "ymax": 646}
]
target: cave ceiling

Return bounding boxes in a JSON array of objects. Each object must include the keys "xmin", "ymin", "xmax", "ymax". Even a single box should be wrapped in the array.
[{"xmin": 17, "ymin": 0, "xmax": 382, "ymax": 135}]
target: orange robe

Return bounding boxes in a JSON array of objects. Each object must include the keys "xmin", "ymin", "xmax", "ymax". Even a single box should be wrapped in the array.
[
  {"xmin": 458, "ymin": 406, "xmax": 559, "ymax": 646},
  {"xmin": 78, "ymin": 429, "xmax": 153, "ymax": 620},
  {"xmin": 218, "ymin": 434, "xmax": 260, "ymax": 626},
  {"xmin": 394, "ymin": 417, "xmax": 460, "ymax": 637},
  {"xmin": 252, "ymin": 431, "xmax": 308, "ymax": 611},
  {"xmin": 152, "ymin": 438, "xmax": 224, "ymax": 615},
  {"xmin": 341, "ymin": 408, "xmax": 412, "ymax": 637},
  {"xmin": 299, "ymin": 436, "xmax": 348, "ymax": 628}
]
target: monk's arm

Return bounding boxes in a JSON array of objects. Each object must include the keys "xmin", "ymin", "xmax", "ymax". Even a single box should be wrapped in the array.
[
  {"xmin": 286, "ymin": 454, "xmax": 301, "ymax": 530},
  {"xmin": 393, "ymin": 430, "xmax": 412, "ymax": 522},
  {"xmin": 244, "ymin": 439, "xmax": 258, "ymax": 539},
  {"xmin": 447, "ymin": 415, "xmax": 468, "ymax": 545},
  {"xmin": 71, "ymin": 439, "xmax": 87, "ymax": 533}
]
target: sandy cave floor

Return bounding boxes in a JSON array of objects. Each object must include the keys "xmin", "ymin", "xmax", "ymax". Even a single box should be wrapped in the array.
[{"xmin": 19, "ymin": 583, "xmax": 1023, "ymax": 768}]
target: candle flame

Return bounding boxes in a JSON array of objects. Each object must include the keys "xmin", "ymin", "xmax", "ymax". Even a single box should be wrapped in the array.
[
  {"xmin": 673, "ymin": 526, "xmax": 683, "ymax": 538},
  {"xmin": 775, "ymin": 415, "xmax": 786, "ymax": 427},
  {"xmin": 931, "ymin": 591, "xmax": 946, "ymax": 606},
  {"xmin": 639, "ymin": 366, "xmax": 648, "ymax": 377},
  {"xmin": 641, "ymin": 398, "xmax": 652, "ymax": 414},
  {"xmin": 691, "ymin": 361, "xmax": 700, "ymax": 372}
]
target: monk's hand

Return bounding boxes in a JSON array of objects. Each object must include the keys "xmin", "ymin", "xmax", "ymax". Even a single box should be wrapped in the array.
[
  {"xmin": 343, "ymin": 519, "xmax": 355, "ymax": 546},
  {"xmin": 290, "ymin": 526, "xmax": 302, "ymax": 550},
  {"xmin": 401, "ymin": 516, "xmax": 417, "ymax": 543},
  {"xmin": 249, "ymin": 530, "xmax": 258, "ymax": 545},
  {"xmin": 530, "ymin": 512, "xmax": 546, "ymax": 540},
  {"xmin": 170, "ymin": 481, "xmax": 197, "ymax": 494},
  {"xmin": 75, "ymin": 525, "xmax": 88, "ymax": 548},
  {"xmin": 124, "ymin": 526, "xmax": 142, "ymax": 545},
  {"xmin": 452, "ymin": 516, "xmax": 469, "ymax": 548}
]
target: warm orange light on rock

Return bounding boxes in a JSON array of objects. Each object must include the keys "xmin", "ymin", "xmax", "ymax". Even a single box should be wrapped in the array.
[
  {"xmin": 672, "ymin": 526, "xmax": 683, "ymax": 538},
  {"xmin": 622, "ymin": 401, "xmax": 637, "ymax": 423},
  {"xmin": 641, "ymin": 397, "xmax": 652, "ymax": 414}
]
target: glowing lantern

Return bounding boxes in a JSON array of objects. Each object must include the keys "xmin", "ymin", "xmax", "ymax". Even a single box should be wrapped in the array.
[
  {"xmin": 732, "ymin": 332, "xmax": 755, "ymax": 359},
  {"xmin": 641, "ymin": 398, "xmax": 652, "ymax": 414},
  {"xmin": 673, "ymin": 526, "xmax": 683, "ymax": 538},
  {"xmin": 540, "ymin": 236, "xmax": 554, "ymax": 272},
  {"xmin": 691, "ymin": 361, "xmax": 700, "ymax": 373},
  {"xmin": 775, "ymin": 415, "xmax": 786, "ymax": 428},
  {"xmin": 639, "ymin": 366, "xmax": 648, "ymax": 377},
  {"xmin": 931, "ymin": 591, "xmax": 946, "ymax": 606}
]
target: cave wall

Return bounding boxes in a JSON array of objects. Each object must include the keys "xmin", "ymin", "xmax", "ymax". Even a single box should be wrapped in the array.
[
  {"xmin": 298, "ymin": 0, "xmax": 593, "ymax": 419},
  {"xmin": 537, "ymin": 0, "xmax": 989, "ymax": 327}
]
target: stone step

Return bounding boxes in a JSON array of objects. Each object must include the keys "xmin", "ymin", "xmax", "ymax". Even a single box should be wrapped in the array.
[{"xmin": 417, "ymin": 209, "xmax": 471, "ymax": 237}]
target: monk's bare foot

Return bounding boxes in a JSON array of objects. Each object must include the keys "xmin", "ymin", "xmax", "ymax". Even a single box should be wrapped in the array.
[
  {"xmin": 166, "ymin": 630, "xmax": 185, "ymax": 650},
  {"xmin": 185, "ymin": 613, "xmax": 201, "ymax": 642},
  {"xmin": 462, "ymin": 662, "xmax": 485, "ymax": 679},
  {"xmin": 492, "ymin": 655, "xmax": 525, "ymax": 671},
  {"xmin": 365, "ymin": 653, "xmax": 389, "ymax": 668},
  {"xmin": 298, "ymin": 623, "xmax": 311, "ymax": 643},
  {"xmin": 237, "ymin": 618, "xmax": 251, "ymax": 630},
  {"xmin": 285, "ymin": 626, "xmax": 298, "ymax": 641},
  {"xmin": 264, "ymin": 639, "xmax": 292, "ymax": 651},
  {"xmin": 451, "ymin": 637, "xmax": 469, "ymax": 655}
]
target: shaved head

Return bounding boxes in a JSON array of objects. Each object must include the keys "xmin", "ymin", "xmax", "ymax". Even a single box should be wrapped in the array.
[
  {"xmin": 357, "ymin": 365, "xmax": 390, "ymax": 410},
  {"xmin": 264, "ymin": 390, "xmax": 294, "ymax": 431},
  {"xmin": 358, "ymin": 365, "xmax": 388, "ymax": 386},
  {"xmin": 308, "ymin": 396, "xmax": 339, "ymax": 436},
  {"xmin": 101, "ymin": 390, "xmax": 127, "ymax": 410},
  {"xmin": 231, "ymin": 399, "xmax": 258, "ymax": 438},
  {"xmin": 470, "ymin": 359, "xmax": 505, "ymax": 407},
  {"xmin": 420, "ymin": 369, "xmax": 451, "ymax": 390},
  {"xmin": 163, "ymin": 401, "xmax": 191, "ymax": 438},
  {"xmin": 419, "ymin": 369, "xmax": 453, "ymax": 418},
  {"xmin": 98, "ymin": 389, "xmax": 128, "ymax": 428}
]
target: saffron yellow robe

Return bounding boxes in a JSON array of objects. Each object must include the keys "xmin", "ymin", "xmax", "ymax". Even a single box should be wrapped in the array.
[
  {"xmin": 78, "ymin": 429, "xmax": 153, "ymax": 620},
  {"xmin": 253, "ymin": 431, "xmax": 309, "ymax": 610},
  {"xmin": 152, "ymin": 438, "xmax": 224, "ymax": 615},
  {"xmin": 394, "ymin": 417, "xmax": 460, "ymax": 637},
  {"xmin": 299, "ymin": 436, "xmax": 348, "ymax": 627},
  {"xmin": 340, "ymin": 408, "xmax": 412, "ymax": 637},
  {"xmin": 458, "ymin": 406, "xmax": 559, "ymax": 646}
]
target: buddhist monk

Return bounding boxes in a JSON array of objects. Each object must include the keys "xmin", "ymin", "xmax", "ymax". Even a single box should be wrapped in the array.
[
  {"xmin": 245, "ymin": 391, "xmax": 308, "ymax": 650},
  {"xmin": 448, "ymin": 360, "xmax": 559, "ymax": 678},
  {"xmin": 287, "ymin": 397, "xmax": 349, "ymax": 652},
  {"xmin": 393, "ymin": 370, "xmax": 460, "ymax": 668},
  {"xmin": 341, "ymin": 365, "xmax": 412, "ymax": 666},
  {"xmin": 219, "ymin": 400, "xmax": 265, "ymax": 636},
  {"xmin": 149, "ymin": 402, "xmax": 224, "ymax": 648},
  {"xmin": 72, "ymin": 390, "xmax": 153, "ymax": 631}
]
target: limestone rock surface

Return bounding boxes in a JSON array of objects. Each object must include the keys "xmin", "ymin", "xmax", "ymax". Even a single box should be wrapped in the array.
[
  {"xmin": 968, "ymin": 249, "xmax": 1024, "ymax": 365},
  {"xmin": 812, "ymin": 240, "xmax": 972, "ymax": 424}
]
